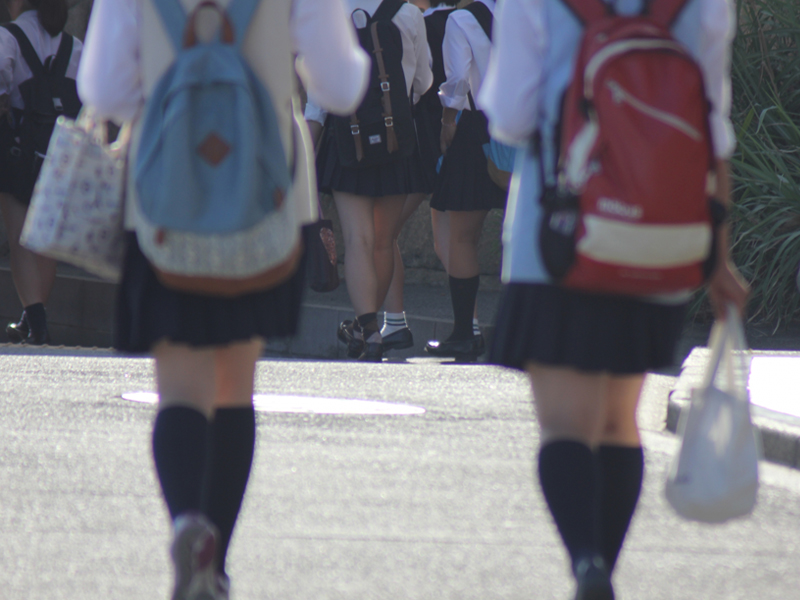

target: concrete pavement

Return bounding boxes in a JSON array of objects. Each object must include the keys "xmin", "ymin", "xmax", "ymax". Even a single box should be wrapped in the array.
[{"xmin": 1, "ymin": 348, "xmax": 800, "ymax": 600}]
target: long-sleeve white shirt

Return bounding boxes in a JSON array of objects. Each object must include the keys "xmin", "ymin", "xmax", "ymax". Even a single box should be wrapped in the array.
[
  {"xmin": 304, "ymin": 0, "xmax": 433, "ymax": 125},
  {"xmin": 438, "ymin": 0, "xmax": 495, "ymax": 111},
  {"xmin": 479, "ymin": 0, "xmax": 736, "ymax": 158},
  {"xmin": 77, "ymin": 0, "xmax": 371, "ymax": 124},
  {"xmin": 0, "ymin": 10, "xmax": 83, "ymax": 110}
]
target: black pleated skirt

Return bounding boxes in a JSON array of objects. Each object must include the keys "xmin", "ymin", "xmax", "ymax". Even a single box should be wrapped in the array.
[
  {"xmin": 316, "ymin": 124, "xmax": 430, "ymax": 197},
  {"xmin": 114, "ymin": 231, "xmax": 307, "ymax": 353},
  {"xmin": 488, "ymin": 283, "xmax": 688, "ymax": 375},
  {"xmin": 430, "ymin": 109, "xmax": 506, "ymax": 212}
]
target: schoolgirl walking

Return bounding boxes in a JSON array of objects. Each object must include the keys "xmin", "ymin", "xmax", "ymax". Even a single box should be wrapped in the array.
[
  {"xmin": 376, "ymin": 0, "xmax": 459, "ymax": 354},
  {"xmin": 480, "ymin": 0, "xmax": 748, "ymax": 598},
  {"xmin": 77, "ymin": 0, "xmax": 369, "ymax": 598},
  {"xmin": 306, "ymin": 0, "xmax": 433, "ymax": 362},
  {"xmin": 0, "ymin": 0, "xmax": 82, "ymax": 344},
  {"xmin": 425, "ymin": 0, "xmax": 506, "ymax": 361}
]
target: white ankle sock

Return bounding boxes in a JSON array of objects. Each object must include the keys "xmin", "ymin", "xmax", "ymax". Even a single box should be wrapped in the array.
[
  {"xmin": 473, "ymin": 318, "xmax": 481, "ymax": 336},
  {"xmin": 381, "ymin": 312, "xmax": 408, "ymax": 336}
]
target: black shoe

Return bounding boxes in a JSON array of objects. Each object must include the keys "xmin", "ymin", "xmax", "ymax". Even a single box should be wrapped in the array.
[
  {"xmin": 424, "ymin": 334, "xmax": 485, "ymax": 359},
  {"xmin": 6, "ymin": 312, "xmax": 29, "ymax": 344},
  {"xmin": 381, "ymin": 327, "xmax": 414, "ymax": 351},
  {"xmin": 357, "ymin": 341, "xmax": 383, "ymax": 362},
  {"xmin": 26, "ymin": 326, "xmax": 51, "ymax": 346},
  {"xmin": 573, "ymin": 556, "xmax": 614, "ymax": 600},
  {"xmin": 337, "ymin": 320, "xmax": 364, "ymax": 358}
]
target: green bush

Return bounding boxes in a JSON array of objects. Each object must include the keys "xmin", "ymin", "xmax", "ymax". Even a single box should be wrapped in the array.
[{"xmin": 723, "ymin": 0, "xmax": 800, "ymax": 328}]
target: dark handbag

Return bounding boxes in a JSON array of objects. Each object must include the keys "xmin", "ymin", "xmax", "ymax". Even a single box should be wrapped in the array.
[{"xmin": 306, "ymin": 213, "xmax": 340, "ymax": 293}]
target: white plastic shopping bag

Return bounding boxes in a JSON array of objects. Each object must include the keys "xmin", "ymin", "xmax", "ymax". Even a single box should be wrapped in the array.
[{"xmin": 665, "ymin": 306, "xmax": 760, "ymax": 523}]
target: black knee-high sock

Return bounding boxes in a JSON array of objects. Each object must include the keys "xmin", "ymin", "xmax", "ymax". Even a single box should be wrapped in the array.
[
  {"xmin": 596, "ymin": 445, "xmax": 644, "ymax": 572},
  {"xmin": 152, "ymin": 406, "xmax": 209, "ymax": 519},
  {"xmin": 447, "ymin": 275, "xmax": 479, "ymax": 341},
  {"xmin": 538, "ymin": 440, "xmax": 598, "ymax": 570},
  {"xmin": 202, "ymin": 407, "xmax": 257, "ymax": 575}
]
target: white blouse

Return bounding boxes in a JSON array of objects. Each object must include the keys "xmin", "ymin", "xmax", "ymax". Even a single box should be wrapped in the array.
[
  {"xmin": 0, "ymin": 10, "xmax": 83, "ymax": 110},
  {"xmin": 438, "ymin": 0, "xmax": 495, "ymax": 112},
  {"xmin": 479, "ymin": 0, "xmax": 737, "ymax": 158},
  {"xmin": 77, "ymin": 0, "xmax": 371, "ymax": 124},
  {"xmin": 304, "ymin": 0, "xmax": 433, "ymax": 125}
]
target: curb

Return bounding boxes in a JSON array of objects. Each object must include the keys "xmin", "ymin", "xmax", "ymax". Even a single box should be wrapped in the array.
[{"xmin": 668, "ymin": 347, "xmax": 800, "ymax": 470}]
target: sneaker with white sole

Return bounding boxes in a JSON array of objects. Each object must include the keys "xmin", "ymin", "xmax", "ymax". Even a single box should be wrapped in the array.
[{"xmin": 170, "ymin": 513, "xmax": 220, "ymax": 600}]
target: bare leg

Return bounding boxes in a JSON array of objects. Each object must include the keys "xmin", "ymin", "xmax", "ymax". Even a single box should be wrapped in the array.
[
  {"xmin": 431, "ymin": 207, "xmax": 450, "ymax": 271},
  {"xmin": 333, "ymin": 191, "xmax": 380, "ymax": 318},
  {"xmin": 446, "ymin": 210, "xmax": 488, "ymax": 279},
  {"xmin": 383, "ymin": 193, "xmax": 426, "ymax": 313},
  {"xmin": 372, "ymin": 194, "xmax": 410, "ymax": 310},
  {"xmin": 525, "ymin": 361, "xmax": 644, "ymax": 590},
  {"xmin": 0, "ymin": 193, "xmax": 57, "ymax": 307},
  {"xmin": 153, "ymin": 338, "xmax": 263, "ymax": 585}
]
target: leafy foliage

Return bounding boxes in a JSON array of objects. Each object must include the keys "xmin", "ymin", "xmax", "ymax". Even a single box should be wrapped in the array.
[{"xmin": 723, "ymin": 0, "xmax": 800, "ymax": 328}]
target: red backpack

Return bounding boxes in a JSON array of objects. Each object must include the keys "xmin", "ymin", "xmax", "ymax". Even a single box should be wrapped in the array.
[{"xmin": 539, "ymin": 0, "xmax": 721, "ymax": 296}]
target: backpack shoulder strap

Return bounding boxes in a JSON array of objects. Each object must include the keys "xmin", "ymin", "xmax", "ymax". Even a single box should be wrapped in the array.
[
  {"xmin": 149, "ymin": 0, "xmax": 188, "ymax": 53},
  {"xmin": 647, "ymin": 0, "xmax": 692, "ymax": 27},
  {"xmin": 463, "ymin": 1, "xmax": 493, "ymax": 42},
  {"xmin": 49, "ymin": 33, "xmax": 74, "ymax": 77},
  {"xmin": 372, "ymin": 0, "xmax": 405, "ymax": 23},
  {"xmin": 225, "ymin": 0, "xmax": 262, "ymax": 49},
  {"xmin": 1, "ymin": 23, "xmax": 45, "ymax": 76}
]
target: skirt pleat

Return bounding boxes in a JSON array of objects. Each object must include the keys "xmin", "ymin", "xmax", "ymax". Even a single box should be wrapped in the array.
[
  {"xmin": 316, "ymin": 124, "xmax": 430, "ymax": 197},
  {"xmin": 430, "ymin": 109, "xmax": 506, "ymax": 212},
  {"xmin": 488, "ymin": 283, "xmax": 688, "ymax": 374},
  {"xmin": 114, "ymin": 231, "xmax": 307, "ymax": 353}
]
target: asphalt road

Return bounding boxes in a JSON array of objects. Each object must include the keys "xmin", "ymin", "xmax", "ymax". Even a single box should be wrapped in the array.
[{"xmin": 1, "ymin": 349, "xmax": 799, "ymax": 600}]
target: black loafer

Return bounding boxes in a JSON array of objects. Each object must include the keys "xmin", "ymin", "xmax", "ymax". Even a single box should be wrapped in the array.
[
  {"xmin": 6, "ymin": 313, "xmax": 29, "ymax": 344},
  {"xmin": 357, "ymin": 341, "xmax": 383, "ymax": 362},
  {"xmin": 337, "ymin": 320, "xmax": 364, "ymax": 358},
  {"xmin": 381, "ymin": 327, "xmax": 414, "ymax": 351},
  {"xmin": 573, "ymin": 556, "xmax": 614, "ymax": 600},
  {"xmin": 26, "ymin": 327, "xmax": 51, "ymax": 346},
  {"xmin": 424, "ymin": 334, "xmax": 485, "ymax": 359}
]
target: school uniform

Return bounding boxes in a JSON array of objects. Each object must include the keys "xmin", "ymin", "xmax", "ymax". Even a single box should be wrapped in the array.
[
  {"xmin": 479, "ymin": 0, "xmax": 736, "ymax": 374},
  {"xmin": 305, "ymin": 0, "xmax": 434, "ymax": 197},
  {"xmin": 414, "ymin": 4, "xmax": 456, "ymax": 192},
  {"xmin": 78, "ymin": 0, "xmax": 370, "ymax": 353},
  {"xmin": 0, "ymin": 10, "xmax": 82, "ymax": 203},
  {"xmin": 429, "ymin": 0, "xmax": 505, "ymax": 213}
]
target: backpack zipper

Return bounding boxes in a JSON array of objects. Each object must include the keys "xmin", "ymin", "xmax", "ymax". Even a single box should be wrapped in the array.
[{"xmin": 605, "ymin": 80, "xmax": 702, "ymax": 141}]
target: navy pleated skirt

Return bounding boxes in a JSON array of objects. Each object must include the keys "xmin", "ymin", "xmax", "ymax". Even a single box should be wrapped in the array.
[
  {"xmin": 488, "ymin": 283, "xmax": 688, "ymax": 375},
  {"xmin": 114, "ymin": 231, "xmax": 306, "ymax": 353},
  {"xmin": 430, "ymin": 109, "xmax": 506, "ymax": 212}
]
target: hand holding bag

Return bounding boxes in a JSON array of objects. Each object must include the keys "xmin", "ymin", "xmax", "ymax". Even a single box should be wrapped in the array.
[
  {"xmin": 665, "ymin": 306, "xmax": 761, "ymax": 523},
  {"xmin": 20, "ymin": 109, "xmax": 129, "ymax": 282}
]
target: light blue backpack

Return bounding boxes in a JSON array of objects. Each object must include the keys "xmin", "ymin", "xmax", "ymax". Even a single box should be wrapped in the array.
[{"xmin": 134, "ymin": 0, "xmax": 301, "ymax": 296}]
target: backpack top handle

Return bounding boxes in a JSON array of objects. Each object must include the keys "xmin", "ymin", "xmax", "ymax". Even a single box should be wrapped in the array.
[
  {"xmin": 183, "ymin": 1, "xmax": 235, "ymax": 48},
  {"xmin": 560, "ymin": 0, "xmax": 691, "ymax": 28},
  {"xmin": 152, "ymin": 0, "xmax": 262, "ymax": 53}
]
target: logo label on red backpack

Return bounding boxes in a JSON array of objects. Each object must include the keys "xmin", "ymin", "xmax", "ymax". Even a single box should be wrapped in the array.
[{"xmin": 539, "ymin": 0, "xmax": 719, "ymax": 296}]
